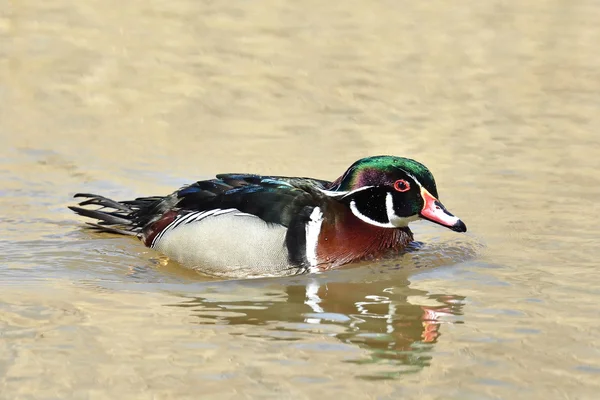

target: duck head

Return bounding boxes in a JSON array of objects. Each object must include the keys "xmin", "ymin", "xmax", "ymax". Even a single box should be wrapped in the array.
[{"xmin": 325, "ymin": 156, "xmax": 467, "ymax": 233}]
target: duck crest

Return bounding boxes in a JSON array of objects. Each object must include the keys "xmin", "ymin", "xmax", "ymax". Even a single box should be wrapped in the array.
[{"xmin": 314, "ymin": 205, "xmax": 413, "ymax": 269}]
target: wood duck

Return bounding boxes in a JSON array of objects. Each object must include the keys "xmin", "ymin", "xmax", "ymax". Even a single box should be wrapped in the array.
[{"xmin": 69, "ymin": 156, "xmax": 466, "ymax": 277}]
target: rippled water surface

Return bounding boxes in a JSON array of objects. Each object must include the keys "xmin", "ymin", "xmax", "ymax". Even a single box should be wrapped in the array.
[{"xmin": 2, "ymin": 1, "xmax": 600, "ymax": 398}]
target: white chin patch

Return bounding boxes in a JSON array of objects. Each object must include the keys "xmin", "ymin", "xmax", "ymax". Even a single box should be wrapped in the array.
[
  {"xmin": 388, "ymin": 214, "xmax": 419, "ymax": 227},
  {"xmin": 386, "ymin": 192, "xmax": 419, "ymax": 227}
]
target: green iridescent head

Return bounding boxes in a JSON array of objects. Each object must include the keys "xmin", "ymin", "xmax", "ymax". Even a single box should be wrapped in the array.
[
  {"xmin": 328, "ymin": 156, "xmax": 466, "ymax": 232},
  {"xmin": 331, "ymin": 156, "xmax": 439, "ymax": 198}
]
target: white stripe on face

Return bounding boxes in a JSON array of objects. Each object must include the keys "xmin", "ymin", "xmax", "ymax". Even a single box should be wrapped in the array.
[
  {"xmin": 349, "ymin": 199, "xmax": 395, "ymax": 228},
  {"xmin": 347, "ymin": 192, "xmax": 418, "ymax": 229},
  {"xmin": 386, "ymin": 192, "xmax": 420, "ymax": 227},
  {"xmin": 317, "ymin": 185, "xmax": 375, "ymax": 199}
]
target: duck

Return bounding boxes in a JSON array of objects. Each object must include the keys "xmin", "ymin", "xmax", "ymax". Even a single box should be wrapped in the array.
[{"xmin": 69, "ymin": 156, "xmax": 466, "ymax": 277}]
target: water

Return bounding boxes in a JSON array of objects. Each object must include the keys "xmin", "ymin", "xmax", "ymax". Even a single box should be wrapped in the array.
[{"xmin": 2, "ymin": 1, "xmax": 600, "ymax": 398}]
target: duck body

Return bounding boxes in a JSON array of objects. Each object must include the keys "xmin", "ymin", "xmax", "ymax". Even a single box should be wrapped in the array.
[{"xmin": 70, "ymin": 156, "xmax": 466, "ymax": 278}]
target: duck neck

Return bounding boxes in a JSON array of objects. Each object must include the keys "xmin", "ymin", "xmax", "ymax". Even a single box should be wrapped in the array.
[{"xmin": 315, "ymin": 207, "xmax": 413, "ymax": 269}]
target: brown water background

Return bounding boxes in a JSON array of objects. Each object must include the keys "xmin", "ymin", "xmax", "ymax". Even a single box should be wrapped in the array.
[{"xmin": 1, "ymin": 1, "xmax": 600, "ymax": 398}]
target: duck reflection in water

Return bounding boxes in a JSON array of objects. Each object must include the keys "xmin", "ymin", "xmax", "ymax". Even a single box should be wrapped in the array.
[{"xmin": 171, "ymin": 273, "xmax": 465, "ymax": 374}]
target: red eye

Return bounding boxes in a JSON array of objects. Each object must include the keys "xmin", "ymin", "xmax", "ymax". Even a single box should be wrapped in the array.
[{"xmin": 394, "ymin": 179, "xmax": 410, "ymax": 192}]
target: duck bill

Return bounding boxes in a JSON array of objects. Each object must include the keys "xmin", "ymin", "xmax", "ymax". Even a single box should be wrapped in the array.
[{"xmin": 419, "ymin": 189, "xmax": 467, "ymax": 233}]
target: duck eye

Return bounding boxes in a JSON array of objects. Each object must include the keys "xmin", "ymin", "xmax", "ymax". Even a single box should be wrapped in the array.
[{"xmin": 394, "ymin": 179, "xmax": 410, "ymax": 192}]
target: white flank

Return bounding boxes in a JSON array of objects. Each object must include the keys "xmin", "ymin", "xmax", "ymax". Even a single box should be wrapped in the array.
[
  {"xmin": 152, "ymin": 210, "xmax": 291, "ymax": 277},
  {"xmin": 211, "ymin": 208, "xmax": 239, "ymax": 216},
  {"xmin": 151, "ymin": 208, "xmax": 238, "ymax": 248},
  {"xmin": 305, "ymin": 207, "xmax": 324, "ymax": 267}
]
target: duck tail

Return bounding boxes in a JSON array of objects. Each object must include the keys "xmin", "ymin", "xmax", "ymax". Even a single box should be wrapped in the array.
[{"xmin": 69, "ymin": 193, "xmax": 142, "ymax": 236}]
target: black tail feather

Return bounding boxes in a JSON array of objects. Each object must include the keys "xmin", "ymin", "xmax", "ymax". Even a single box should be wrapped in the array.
[
  {"xmin": 68, "ymin": 206, "xmax": 133, "ymax": 226},
  {"xmin": 70, "ymin": 193, "xmax": 146, "ymax": 236},
  {"xmin": 74, "ymin": 193, "xmax": 132, "ymax": 212}
]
